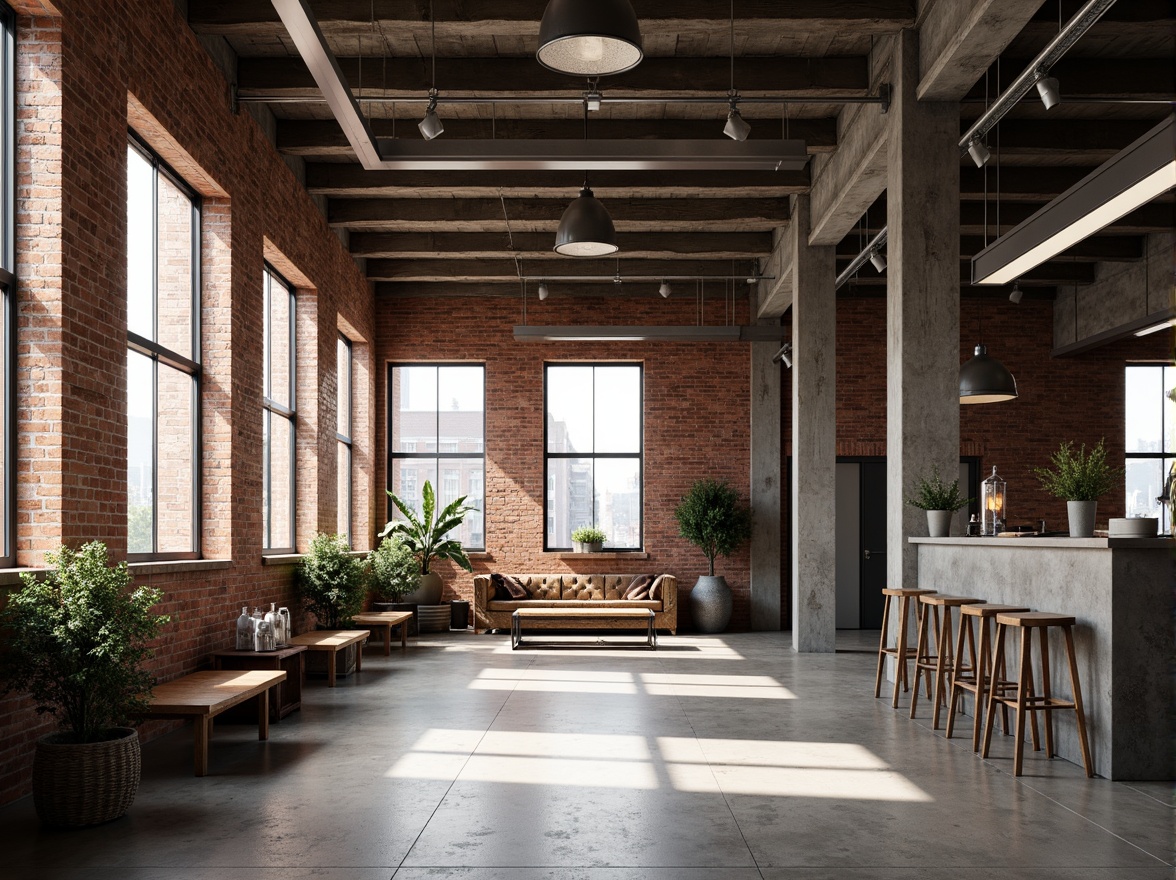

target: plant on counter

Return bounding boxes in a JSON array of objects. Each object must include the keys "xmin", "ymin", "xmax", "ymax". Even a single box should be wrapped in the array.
[
  {"xmin": 570, "ymin": 525, "xmax": 607, "ymax": 551},
  {"xmin": 1033, "ymin": 439, "xmax": 1121, "ymax": 501},
  {"xmin": 906, "ymin": 466, "xmax": 971, "ymax": 511},
  {"xmin": 673, "ymin": 479, "xmax": 752, "ymax": 577},
  {"xmin": 298, "ymin": 532, "xmax": 366, "ymax": 628},
  {"xmin": 381, "ymin": 480, "xmax": 476, "ymax": 576},
  {"xmin": 367, "ymin": 534, "xmax": 421, "ymax": 603}
]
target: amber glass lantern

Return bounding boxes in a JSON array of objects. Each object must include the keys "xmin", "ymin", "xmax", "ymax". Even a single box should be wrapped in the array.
[{"xmin": 981, "ymin": 466, "xmax": 1007, "ymax": 536}]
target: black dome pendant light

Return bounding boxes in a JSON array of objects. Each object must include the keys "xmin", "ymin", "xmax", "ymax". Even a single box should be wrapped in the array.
[
  {"xmin": 554, "ymin": 103, "xmax": 618, "ymax": 256},
  {"xmin": 537, "ymin": 0, "xmax": 643, "ymax": 77}
]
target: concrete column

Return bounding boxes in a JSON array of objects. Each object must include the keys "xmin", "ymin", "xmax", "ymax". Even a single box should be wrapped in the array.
[
  {"xmin": 886, "ymin": 29, "xmax": 961, "ymax": 593},
  {"xmin": 790, "ymin": 194, "xmax": 838, "ymax": 653},
  {"xmin": 750, "ymin": 325, "xmax": 781, "ymax": 631}
]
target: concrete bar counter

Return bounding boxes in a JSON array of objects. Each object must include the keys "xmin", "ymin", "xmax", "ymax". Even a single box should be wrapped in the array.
[{"xmin": 912, "ymin": 535, "xmax": 1172, "ymax": 780}]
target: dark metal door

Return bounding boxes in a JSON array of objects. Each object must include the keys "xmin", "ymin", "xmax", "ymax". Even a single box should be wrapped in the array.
[{"xmin": 860, "ymin": 461, "xmax": 887, "ymax": 629}]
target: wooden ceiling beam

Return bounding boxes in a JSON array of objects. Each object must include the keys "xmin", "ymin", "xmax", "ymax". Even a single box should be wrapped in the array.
[
  {"xmin": 237, "ymin": 56, "xmax": 870, "ymax": 97},
  {"xmin": 350, "ymin": 231, "xmax": 772, "ymax": 260}
]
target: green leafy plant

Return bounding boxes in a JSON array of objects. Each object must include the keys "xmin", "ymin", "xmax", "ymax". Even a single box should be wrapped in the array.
[
  {"xmin": 673, "ymin": 479, "xmax": 753, "ymax": 577},
  {"xmin": 298, "ymin": 533, "xmax": 366, "ymax": 628},
  {"xmin": 571, "ymin": 525, "xmax": 607, "ymax": 545},
  {"xmin": 1034, "ymin": 439, "xmax": 1122, "ymax": 502},
  {"xmin": 367, "ymin": 534, "xmax": 420, "ymax": 602},
  {"xmin": 0, "ymin": 542, "xmax": 169, "ymax": 743},
  {"xmin": 906, "ymin": 466, "xmax": 971, "ymax": 511},
  {"xmin": 381, "ymin": 480, "xmax": 477, "ymax": 574}
]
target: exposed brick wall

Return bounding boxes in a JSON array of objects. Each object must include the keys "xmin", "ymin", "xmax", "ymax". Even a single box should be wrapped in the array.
[
  {"xmin": 374, "ymin": 293, "xmax": 754, "ymax": 633},
  {"xmin": 0, "ymin": 0, "xmax": 375, "ymax": 806}
]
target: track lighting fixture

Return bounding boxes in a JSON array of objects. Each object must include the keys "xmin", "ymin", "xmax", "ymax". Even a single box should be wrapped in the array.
[
  {"xmin": 1008, "ymin": 281, "xmax": 1023, "ymax": 304},
  {"xmin": 537, "ymin": 0, "xmax": 643, "ymax": 77},
  {"xmin": 418, "ymin": 90, "xmax": 444, "ymax": 140},
  {"xmin": 723, "ymin": 99, "xmax": 751, "ymax": 142},
  {"xmin": 967, "ymin": 138, "xmax": 991, "ymax": 169},
  {"xmin": 869, "ymin": 249, "xmax": 887, "ymax": 273},
  {"xmin": 659, "ymin": 280, "xmax": 671, "ymax": 298},
  {"xmin": 538, "ymin": 282, "xmax": 550, "ymax": 301},
  {"xmin": 1035, "ymin": 72, "xmax": 1061, "ymax": 110},
  {"xmin": 772, "ymin": 343, "xmax": 792, "ymax": 368},
  {"xmin": 584, "ymin": 86, "xmax": 603, "ymax": 112},
  {"xmin": 554, "ymin": 185, "xmax": 618, "ymax": 256}
]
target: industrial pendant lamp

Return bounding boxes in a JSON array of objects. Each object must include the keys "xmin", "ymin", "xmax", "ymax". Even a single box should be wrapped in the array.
[
  {"xmin": 960, "ymin": 306, "xmax": 1018, "ymax": 404},
  {"xmin": 537, "ymin": 0, "xmax": 643, "ymax": 77},
  {"xmin": 418, "ymin": 1, "xmax": 444, "ymax": 139},
  {"xmin": 555, "ymin": 104, "xmax": 618, "ymax": 256}
]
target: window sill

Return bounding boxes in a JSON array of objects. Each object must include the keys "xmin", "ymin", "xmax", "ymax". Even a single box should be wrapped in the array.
[
  {"xmin": 552, "ymin": 551, "xmax": 649, "ymax": 561},
  {"xmin": 0, "ymin": 567, "xmax": 45, "ymax": 586},
  {"xmin": 262, "ymin": 553, "xmax": 303, "ymax": 566},
  {"xmin": 129, "ymin": 558, "xmax": 232, "ymax": 576}
]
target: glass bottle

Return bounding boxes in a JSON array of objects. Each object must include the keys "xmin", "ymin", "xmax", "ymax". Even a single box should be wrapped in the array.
[
  {"xmin": 265, "ymin": 603, "xmax": 283, "ymax": 646},
  {"xmin": 235, "ymin": 606, "xmax": 253, "ymax": 651},
  {"xmin": 255, "ymin": 616, "xmax": 276, "ymax": 652}
]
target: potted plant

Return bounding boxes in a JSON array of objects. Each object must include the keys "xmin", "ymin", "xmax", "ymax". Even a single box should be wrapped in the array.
[
  {"xmin": 1034, "ymin": 439, "xmax": 1121, "ymax": 537},
  {"xmin": 298, "ymin": 532, "xmax": 367, "ymax": 628},
  {"xmin": 0, "ymin": 542, "xmax": 169, "ymax": 827},
  {"xmin": 367, "ymin": 534, "xmax": 421, "ymax": 608},
  {"xmin": 570, "ymin": 525, "xmax": 607, "ymax": 553},
  {"xmin": 906, "ymin": 466, "xmax": 971, "ymax": 538},
  {"xmin": 381, "ymin": 480, "xmax": 476, "ymax": 606},
  {"xmin": 673, "ymin": 479, "xmax": 752, "ymax": 633}
]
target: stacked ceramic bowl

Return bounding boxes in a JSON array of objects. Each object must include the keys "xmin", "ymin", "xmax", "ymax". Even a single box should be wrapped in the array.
[{"xmin": 1107, "ymin": 517, "xmax": 1158, "ymax": 538}]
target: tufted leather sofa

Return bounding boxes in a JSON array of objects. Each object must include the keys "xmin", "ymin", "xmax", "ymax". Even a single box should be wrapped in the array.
[{"xmin": 473, "ymin": 573, "xmax": 677, "ymax": 635}]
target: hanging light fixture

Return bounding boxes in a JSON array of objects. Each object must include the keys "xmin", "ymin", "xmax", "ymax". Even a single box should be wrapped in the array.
[
  {"xmin": 869, "ymin": 248, "xmax": 887, "ymax": 272},
  {"xmin": 1008, "ymin": 281, "xmax": 1023, "ymax": 304},
  {"xmin": 418, "ymin": 1, "xmax": 444, "ymax": 139},
  {"xmin": 555, "ymin": 102, "xmax": 618, "ymax": 256},
  {"xmin": 537, "ymin": 0, "xmax": 643, "ymax": 77},
  {"xmin": 967, "ymin": 138, "xmax": 991, "ymax": 169},
  {"xmin": 1035, "ymin": 70, "xmax": 1061, "ymax": 110},
  {"xmin": 722, "ymin": 1, "xmax": 750, "ymax": 141},
  {"xmin": 538, "ymin": 281, "xmax": 550, "ymax": 301},
  {"xmin": 659, "ymin": 280, "xmax": 671, "ymax": 298},
  {"xmin": 960, "ymin": 344, "xmax": 1018, "ymax": 404}
]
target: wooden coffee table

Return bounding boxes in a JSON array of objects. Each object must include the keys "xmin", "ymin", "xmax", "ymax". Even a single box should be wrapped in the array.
[
  {"xmin": 144, "ymin": 669, "xmax": 286, "ymax": 776},
  {"xmin": 352, "ymin": 611, "xmax": 413, "ymax": 656},
  {"xmin": 511, "ymin": 607, "xmax": 657, "ymax": 650},
  {"xmin": 288, "ymin": 630, "xmax": 369, "ymax": 686}
]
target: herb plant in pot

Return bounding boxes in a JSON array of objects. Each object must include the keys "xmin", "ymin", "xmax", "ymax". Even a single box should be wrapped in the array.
[
  {"xmin": 906, "ymin": 466, "xmax": 971, "ymax": 538},
  {"xmin": 298, "ymin": 533, "xmax": 367, "ymax": 675},
  {"xmin": 382, "ymin": 480, "xmax": 476, "ymax": 606},
  {"xmin": 571, "ymin": 525, "xmax": 607, "ymax": 553},
  {"xmin": 1034, "ymin": 439, "xmax": 1121, "ymax": 538},
  {"xmin": 0, "ymin": 542, "xmax": 169, "ymax": 827},
  {"xmin": 674, "ymin": 479, "xmax": 752, "ymax": 634}
]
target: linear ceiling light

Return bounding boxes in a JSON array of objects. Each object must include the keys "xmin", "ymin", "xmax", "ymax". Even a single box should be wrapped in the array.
[
  {"xmin": 513, "ymin": 325, "xmax": 785, "ymax": 343},
  {"xmin": 537, "ymin": 0, "xmax": 643, "ymax": 77},
  {"xmin": 972, "ymin": 114, "xmax": 1175, "ymax": 286}
]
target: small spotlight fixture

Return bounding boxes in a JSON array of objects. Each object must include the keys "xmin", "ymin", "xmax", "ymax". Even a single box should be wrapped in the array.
[
  {"xmin": 418, "ymin": 90, "xmax": 444, "ymax": 140},
  {"xmin": 869, "ymin": 249, "xmax": 887, "ymax": 273},
  {"xmin": 723, "ymin": 99, "xmax": 751, "ymax": 142},
  {"xmin": 1035, "ymin": 72, "xmax": 1061, "ymax": 111},
  {"xmin": 584, "ymin": 87, "xmax": 603, "ymax": 112},
  {"xmin": 538, "ymin": 281, "xmax": 550, "ymax": 301},
  {"xmin": 1008, "ymin": 281, "xmax": 1023, "ymax": 304},
  {"xmin": 659, "ymin": 280, "xmax": 671, "ymax": 298},
  {"xmin": 771, "ymin": 342, "xmax": 792, "ymax": 368},
  {"xmin": 967, "ymin": 138, "xmax": 991, "ymax": 168}
]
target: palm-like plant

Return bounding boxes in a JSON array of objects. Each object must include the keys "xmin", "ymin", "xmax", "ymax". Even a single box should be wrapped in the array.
[{"xmin": 381, "ymin": 480, "xmax": 477, "ymax": 574}]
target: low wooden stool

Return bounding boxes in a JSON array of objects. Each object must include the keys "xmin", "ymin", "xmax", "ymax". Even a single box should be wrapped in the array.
[
  {"xmin": 910, "ymin": 594, "xmax": 982, "ymax": 728},
  {"xmin": 874, "ymin": 588, "xmax": 936, "ymax": 708},
  {"xmin": 945, "ymin": 603, "xmax": 1029, "ymax": 751},
  {"xmin": 982, "ymin": 612, "xmax": 1093, "ymax": 777}
]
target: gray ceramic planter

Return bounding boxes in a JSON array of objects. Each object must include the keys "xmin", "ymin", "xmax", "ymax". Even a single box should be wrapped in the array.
[{"xmin": 690, "ymin": 575, "xmax": 733, "ymax": 633}]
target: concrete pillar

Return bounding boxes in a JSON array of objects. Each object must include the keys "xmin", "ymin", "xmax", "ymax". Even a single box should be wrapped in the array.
[
  {"xmin": 886, "ymin": 29, "xmax": 961, "ymax": 593},
  {"xmin": 790, "ymin": 194, "xmax": 838, "ymax": 653},
  {"xmin": 750, "ymin": 323, "xmax": 781, "ymax": 631}
]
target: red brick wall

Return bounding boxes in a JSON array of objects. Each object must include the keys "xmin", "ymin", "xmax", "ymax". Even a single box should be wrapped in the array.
[
  {"xmin": 374, "ymin": 293, "xmax": 754, "ymax": 632},
  {"xmin": 0, "ymin": 0, "xmax": 374, "ymax": 805}
]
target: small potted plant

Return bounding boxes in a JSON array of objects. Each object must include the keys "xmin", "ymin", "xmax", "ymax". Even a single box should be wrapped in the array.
[
  {"xmin": 382, "ymin": 480, "xmax": 476, "ymax": 606},
  {"xmin": 673, "ymin": 479, "xmax": 752, "ymax": 633},
  {"xmin": 298, "ymin": 532, "xmax": 367, "ymax": 629},
  {"xmin": 367, "ymin": 534, "xmax": 421, "ymax": 609},
  {"xmin": 0, "ymin": 542, "xmax": 169, "ymax": 827},
  {"xmin": 571, "ymin": 525, "xmax": 607, "ymax": 553},
  {"xmin": 906, "ymin": 466, "xmax": 971, "ymax": 537},
  {"xmin": 1034, "ymin": 439, "xmax": 1121, "ymax": 537}
]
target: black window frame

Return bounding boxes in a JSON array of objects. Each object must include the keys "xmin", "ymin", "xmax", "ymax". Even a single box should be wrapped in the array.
[
  {"xmin": 263, "ymin": 264, "xmax": 296, "ymax": 553},
  {"xmin": 1125, "ymin": 362, "xmax": 1175, "ymax": 525},
  {"xmin": 543, "ymin": 362, "xmax": 644, "ymax": 552},
  {"xmin": 126, "ymin": 132, "xmax": 202, "ymax": 562},
  {"xmin": 0, "ymin": 0, "xmax": 14, "ymax": 568},
  {"xmin": 386, "ymin": 362, "xmax": 486, "ymax": 552},
  {"xmin": 336, "ymin": 333, "xmax": 353, "ymax": 544}
]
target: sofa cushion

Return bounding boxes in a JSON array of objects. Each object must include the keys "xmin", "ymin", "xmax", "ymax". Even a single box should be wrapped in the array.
[
  {"xmin": 649, "ymin": 573, "xmax": 668, "ymax": 602},
  {"xmin": 516, "ymin": 574, "xmax": 562, "ymax": 600},
  {"xmin": 561, "ymin": 575, "xmax": 605, "ymax": 600},
  {"xmin": 491, "ymin": 572, "xmax": 528, "ymax": 600},
  {"xmin": 622, "ymin": 574, "xmax": 653, "ymax": 599},
  {"xmin": 487, "ymin": 599, "xmax": 661, "ymax": 612}
]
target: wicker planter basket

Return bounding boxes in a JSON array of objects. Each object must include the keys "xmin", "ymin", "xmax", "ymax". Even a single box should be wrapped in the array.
[{"xmin": 33, "ymin": 727, "xmax": 140, "ymax": 827}]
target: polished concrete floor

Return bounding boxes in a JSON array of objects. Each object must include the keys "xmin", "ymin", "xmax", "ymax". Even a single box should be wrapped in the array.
[{"xmin": 0, "ymin": 630, "xmax": 1171, "ymax": 879}]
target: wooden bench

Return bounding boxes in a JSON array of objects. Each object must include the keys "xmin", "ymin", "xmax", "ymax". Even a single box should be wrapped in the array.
[
  {"xmin": 210, "ymin": 644, "xmax": 307, "ymax": 721},
  {"xmin": 351, "ymin": 611, "xmax": 413, "ymax": 656},
  {"xmin": 288, "ymin": 630, "xmax": 370, "ymax": 686},
  {"xmin": 144, "ymin": 669, "xmax": 286, "ymax": 777},
  {"xmin": 511, "ymin": 607, "xmax": 657, "ymax": 650}
]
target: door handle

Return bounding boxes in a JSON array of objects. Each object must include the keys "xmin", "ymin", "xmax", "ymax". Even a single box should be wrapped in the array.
[
  {"xmin": 864, "ymin": 549, "xmax": 885, "ymax": 560},
  {"xmin": 863, "ymin": 549, "xmax": 870, "ymax": 560}
]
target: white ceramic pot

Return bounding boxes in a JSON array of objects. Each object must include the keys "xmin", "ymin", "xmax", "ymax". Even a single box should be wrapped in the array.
[
  {"xmin": 926, "ymin": 510, "xmax": 953, "ymax": 538},
  {"xmin": 405, "ymin": 571, "xmax": 444, "ymax": 605},
  {"xmin": 1067, "ymin": 500, "xmax": 1097, "ymax": 538}
]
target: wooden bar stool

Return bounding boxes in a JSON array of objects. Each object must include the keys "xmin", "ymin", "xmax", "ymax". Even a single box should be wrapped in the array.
[
  {"xmin": 945, "ymin": 603, "xmax": 1030, "ymax": 751},
  {"xmin": 874, "ymin": 588, "xmax": 936, "ymax": 708},
  {"xmin": 910, "ymin": 594, "xmax": 981, "ymax": 728},
  {"xmin": 982, "ymin": 612, "xmax": 1093, "ymax": 777}
]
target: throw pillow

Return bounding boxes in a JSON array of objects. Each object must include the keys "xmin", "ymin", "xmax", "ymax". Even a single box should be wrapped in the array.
[
  {"xmin": 649, "ymin": 574, "xmax": 668, "ymax": 601},
  {"xmin": 491, "ymin": 573, "xmax": 529, "ymax": 600},
  {"xmin": 622, "ymin": 574, "xmax": 653, "ymax": 599}
]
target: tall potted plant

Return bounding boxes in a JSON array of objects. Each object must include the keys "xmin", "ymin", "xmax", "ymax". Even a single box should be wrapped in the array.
[
  {"xmin": 0, "ymin": 542, "xmax": 169, "ymax": 827},
  {"xmin": 1034, "ymin": 439, "xmax": 1121, "ymax": 537},
  {"xmin": 906, "ymin": 466, "xmax": 971, "ymax": 537},
  {"xmin": 297, "ymin": 532, "xmax": 367, "ymax": 628},
  {"xmin": 382, "ymin": 480, "xmax": 476, "ymax": 605},
  {"xmin": 673, "ymin": 479, "xmax": 752, "ymax": 633}
]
